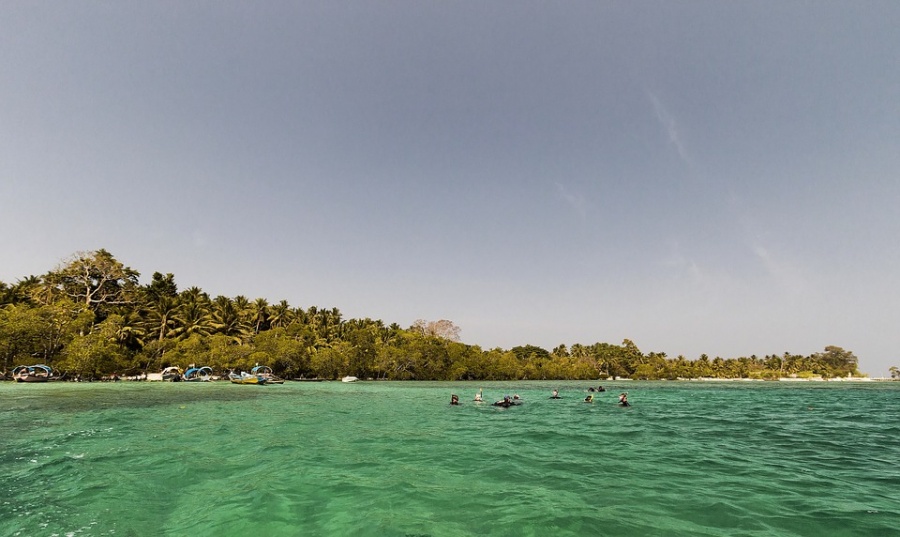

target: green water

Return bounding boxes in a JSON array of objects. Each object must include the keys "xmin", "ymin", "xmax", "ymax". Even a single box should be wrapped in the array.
[{"xmin": 2, "ymin": 381, "xmax": 898, "ymax": 537}]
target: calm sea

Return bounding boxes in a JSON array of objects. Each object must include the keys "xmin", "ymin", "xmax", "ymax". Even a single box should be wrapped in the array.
[{"xmin": 2, "ymin": 380, "xmax": 898, "ymax": 537}]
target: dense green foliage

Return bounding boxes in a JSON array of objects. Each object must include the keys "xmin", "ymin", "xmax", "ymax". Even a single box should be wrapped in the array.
[{"xmin": 1, "ymin": 250, "xmax": 867, "ymax": 381}]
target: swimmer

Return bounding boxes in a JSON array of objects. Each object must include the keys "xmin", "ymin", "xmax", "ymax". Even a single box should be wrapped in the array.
[
  {"xmin": 493, "ymin": 395, "xmax": 519, "ymax": 408},
  {"xmin": 550, "ymin": 389, "xmax": 561, "ymax": 399},
  {"xmin": 450, "ymin": 394, "xmax": 460, "ymax": 405},
  {"xmin": 618, "ymin": 392, "xmax": 630, "ymax": 407},
  {"xmin": 584, "ymin": 394, "xmax": 594, "ymax": 403},
  {"xmin": 474, "ymin": 389, "xmax": 483, "ymax": 402}
]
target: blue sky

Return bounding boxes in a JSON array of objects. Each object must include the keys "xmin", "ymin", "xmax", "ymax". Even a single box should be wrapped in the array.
[{"xmin": 2, "ymin": 2, "xmax": 899, "ymax": 375}]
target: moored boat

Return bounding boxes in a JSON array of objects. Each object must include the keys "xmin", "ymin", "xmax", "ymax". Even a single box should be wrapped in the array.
[
  {"xmin": 161, "ymin": 366, "xmax": 184, "ymax": 382},
  {"xmin": 13, "ymin": 364, "xmax": 53, "ymax": 383},
  {"xmin": 341, "ymin": 376, "xmax": 359, "ymax": 383},
  {"xmin": 251, "ymin": 365, "xmax": 284, "ymax": 384},
  {"xmin": 183, "ymin": 366, "xmax": 213, "ymax": 382},
  {"xmin": 229, "ymin": 371, "xmax": 268, "ymax": 385}
]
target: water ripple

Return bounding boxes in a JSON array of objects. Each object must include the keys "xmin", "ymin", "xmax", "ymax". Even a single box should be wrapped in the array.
[{"xmin": 2, "ymin": 380, "xmax": 898, "ymax": 536}]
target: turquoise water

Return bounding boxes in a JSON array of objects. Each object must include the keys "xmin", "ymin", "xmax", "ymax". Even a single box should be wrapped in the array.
[{"xmin": 2, "ymin": 381, "xmax": 898, "ymax": 537}]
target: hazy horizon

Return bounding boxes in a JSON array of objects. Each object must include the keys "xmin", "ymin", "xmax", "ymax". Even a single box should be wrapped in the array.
[{"xmin": 2, "ymin": 3, "xmax": 898, "ymax": 375}]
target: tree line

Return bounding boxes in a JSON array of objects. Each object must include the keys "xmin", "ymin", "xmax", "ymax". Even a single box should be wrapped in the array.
[{"xmin": 0, "ymin": 250, "xmax": 869, "ymax": 381}]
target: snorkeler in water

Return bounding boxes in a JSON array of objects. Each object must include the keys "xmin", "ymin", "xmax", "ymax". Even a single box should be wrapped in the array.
[
  {"xmin": 493, "ymin": 395, "xmax": 522, "ymax": 408},
  {"xmin": 618, "ymin": 392, "xmax": 630, "ymax": 407}
]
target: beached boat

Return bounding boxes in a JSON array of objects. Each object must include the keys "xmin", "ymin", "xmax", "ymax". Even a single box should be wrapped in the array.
[
  {"xmin": 341, "ymin": 376, "xmax": 359, "ymax": 383},
  {"xmin": 183, "ymin": 366, "xmax": 213, "ymax": 382},
  {"xmin": 161, "ymin": 366, "xmax": 184, "ymax": 382},
  {"xmin": 251, "ymin": 365, "xmax": 284, "ymax": 384},
  {"xmin": 13, "ymin": 364, "xmax": 53, "ymax": 383},
  {"xmin": 229, "ymin": 371, "xmax": 268, "ymax": 385}
]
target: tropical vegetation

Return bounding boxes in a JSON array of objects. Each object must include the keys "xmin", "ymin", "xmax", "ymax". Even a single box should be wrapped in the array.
[{"xmin": 0, "ymin": 250, "xmax": 868, "ymax": 381}]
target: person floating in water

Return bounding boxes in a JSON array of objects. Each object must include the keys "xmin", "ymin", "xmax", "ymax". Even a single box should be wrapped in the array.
[
  {"xmin": 550, "ymin": 389, "xmax": 561, "ymax": 399},
  {"xmin": 450, "ymin": 394, "xmax": 460, "ymax": 405},
  {"xmin": 584, "ymin": 394, "xmax": 594, "ymax": 403},
  {"xmin": 493, "ymin": 395, "xmax": 518, "ymax": 408},
  {"xmin": 618, "ymin": 392, "xmax": 630, "ymax": 407},
  {"xmin": 474, "ymin": 389, "xmax": 483, "ymax": 402},
  {"xmin": 597, "ymin": 385, "xmax": 606, "ymax": 392}
]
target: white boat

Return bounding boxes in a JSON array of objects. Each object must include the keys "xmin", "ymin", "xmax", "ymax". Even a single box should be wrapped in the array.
[
  {"xmin": 229, "ymin": 371, "xmax": 267, "ymax": 385},
  {"xmin": 12, "ymin": 364, "xmax": 53, "ymax": 383},
  {"xmin": 161, "ymin": 366, "xmax": 184, "ymax": 382},
  {"xmin": 252, "ymin": 365, "xmax": 284, "ymax": 384},
  {"xmin": 341, "ymin": 376, "xmax": 359, "ymax": 383}
]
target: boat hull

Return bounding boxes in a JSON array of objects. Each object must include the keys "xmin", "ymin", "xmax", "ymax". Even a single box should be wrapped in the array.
[
  {"xmin": 12, "ymin": 365, "xmax": 53, "ymax": 383},
  {"xmin": 15, "ymin": 376, "xmax": 49, "ymax": 383},
  {"xmin": 229, "ymin": 374, "xmax": 267, "ymax": 385}
]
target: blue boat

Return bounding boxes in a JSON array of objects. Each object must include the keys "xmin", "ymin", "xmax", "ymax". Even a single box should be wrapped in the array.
[
  {"xmin": 183, "ymin": 366, "xmax": 213, "ymax": 382},
  {"xmin": 13, "ymin": 364, "xmax": 53, "ymax": 383}
]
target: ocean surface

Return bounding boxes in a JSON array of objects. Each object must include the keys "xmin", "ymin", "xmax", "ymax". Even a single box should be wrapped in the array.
[{"xmin": 2, "ymin": 380, "xmax": 898, "ymax": 537}]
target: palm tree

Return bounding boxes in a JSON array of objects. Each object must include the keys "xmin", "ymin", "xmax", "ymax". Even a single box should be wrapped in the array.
[
  {"xmin": 211, "ymin": 296, "xmax": 251, "ymax": 344},
  {"xmin": 173, "ymin": 299, "xmax": 213, "ymax": 340},
  {"xmin": 269, "ymin": 300, "xmax": 292, "ymax": 328},
  {"xmin": 180, "ymin": 286, "xmax": 209, "ymax": 304},
  {"xmin": 315, "ymin": 307, "xmax": 343, "ymax": 343},
  {"xmin": 144, "ymin": 295, "xmax": 179, "ymax": 343},
  {"xmin": 114, "ymin": 311, "xmax": 146, "ymax": 350},
  {"xmin": 291, "ymin": 306, "xmax": 309, "ymax": 326},
  {"xmin": 233, "ymin": 295, "xmax": 252, "ymax": 323},
  {"xmin": 251, "ymin": 298, "xmax": 270, "ymax": 334},
  {"xmin": 2, "ymin": 275, "xmax": 41, "ymax": 305}
]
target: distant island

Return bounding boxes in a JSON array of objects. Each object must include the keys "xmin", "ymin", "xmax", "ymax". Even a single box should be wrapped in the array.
[{"xmin": 1, "ymin": 249, "xmax": 893, "ymax": 382}]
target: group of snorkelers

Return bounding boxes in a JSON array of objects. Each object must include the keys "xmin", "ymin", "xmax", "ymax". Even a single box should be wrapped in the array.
[
  {"xmin": 451, "ymin": 388, "xmax": 630, "ymax": 407},
  {"xmin": 583, "ymin": 391, "xmax": 629, "ymax": 406},
  {"xmin": 451, "ymin": 389, "xmax": 522, "ymax": 407}
]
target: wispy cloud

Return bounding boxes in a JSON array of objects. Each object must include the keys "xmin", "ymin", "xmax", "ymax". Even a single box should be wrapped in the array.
[
  {"xmin": 738, "ymin": 210, "xmax": 809, "ymax": 296},
  {"xmin": 555, "ymin": 182, "xmax": 587, "ymax": 220},
  {"xmin": 647, "ymin": 91, "xmax": 692, "ymax": 169},
  {"xmin": 662, "ymin": 239, "xmax": 703, "ymax": 284},
  {"xmin": 751, "ymin": 242, "xmax": 809, "ymax": 296}
]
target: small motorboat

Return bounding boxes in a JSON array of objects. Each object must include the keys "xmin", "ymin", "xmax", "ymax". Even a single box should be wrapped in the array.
[
  {"xmin": 251, "ymin": 365, "xmax": 284, "ymax": 384},
  {"xmin": 183, "ymin": 366, "xmax": 213, "ymax": 382},
  {"xmin": 161, "ymin": 366, "xmax": 184, "ymax": 382},
  {"xmin": 229, "ymin": 372, "xmax": 268, "ymax": 385},
  {"xmin": 341, "ymin": 376, "xmax": 359, "ymax": 383},
  {"xmin": 13, "ymin": 364, "xmax": 52, "ymax": 383}
]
